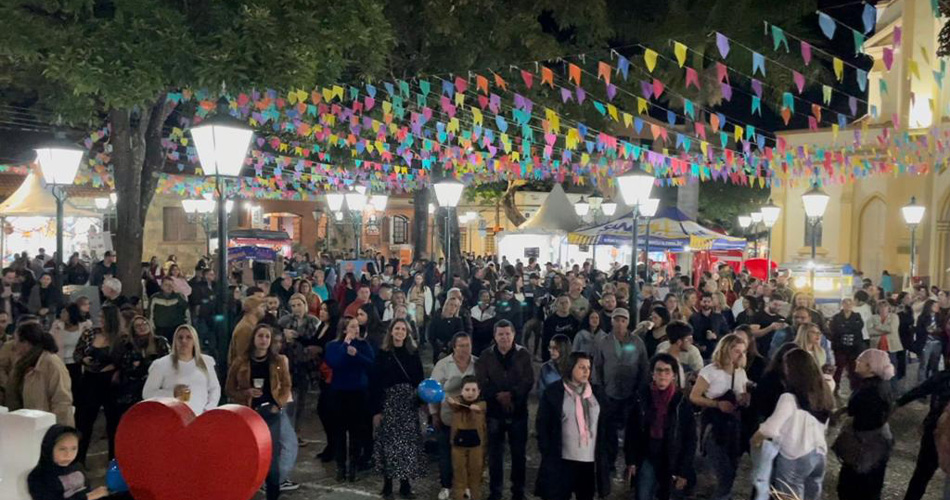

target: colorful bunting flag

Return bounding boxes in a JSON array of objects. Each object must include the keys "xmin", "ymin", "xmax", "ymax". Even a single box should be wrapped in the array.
[
  {"xmin": 685, "ymin": 67, "xmax": 700, "ymax": 89},
  {"xmin": 793, "ymin": 71, "xmax": 805, "ymax": 94},
  {"xmin": 752, "ymin": 52, "xmax": 766, "ymax": 76},
  {"xmin": 818, "ymin": 12, "xmax": 836, "ymax": 39},
  {"xmin": 853, "ymin": 31, "xmax": 865, "ymax": 54},
  {"xmin": 801, "ymin": 41, "xmax": 812, "ymax": 65},
  {"xmin": 833, "ymin": 58, "xmax": 844, "ymax": 81},
  {"xmin": 644, "ymin": 49, "xmax": 658, "ymax": 72},
  {"xmin": 856, "ymin": 69, "xmax": 868, "ymax": 92},
  {"xmin": 771, "ymin": 25, "xmax": 789, "ymax": 52},
  {"xmin": 862, "ymin": 3, "xmax": 876, "ymax": 33},
  {"xmin": 752, "ymin": 96, "xmax": 762, "ymax": 115},
  {"xmin": 716, "ymin": 33, "xmax": 730, "ymax": 59},
  {"xmin": 674, "ymin": 42, "xmax": 688, "ymax": 67}
]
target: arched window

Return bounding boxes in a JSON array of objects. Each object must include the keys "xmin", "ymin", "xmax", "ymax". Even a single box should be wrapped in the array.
[{"xmin": 391, "ymin": 215, "xmax": 409, "ymax": 245}]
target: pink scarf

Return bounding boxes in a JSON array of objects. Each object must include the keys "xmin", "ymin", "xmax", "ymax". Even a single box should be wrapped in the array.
[{"xmin": 563, "ymin": 382, "xmax": 594, "ymax": 447}]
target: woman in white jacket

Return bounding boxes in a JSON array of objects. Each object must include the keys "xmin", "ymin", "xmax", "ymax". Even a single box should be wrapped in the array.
[{"xmin": 143, "ymin": 325, "xmax": 220, "ymax": 415}]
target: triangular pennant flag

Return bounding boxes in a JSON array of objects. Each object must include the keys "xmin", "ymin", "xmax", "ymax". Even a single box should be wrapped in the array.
[
  {"xmin": 793, "ymin": 71, "xmax": 805, "ymax": 94},
  {"xmin": 653, "ymin": 78, "xmax": 665, "ymax": 98},
  {"xmin": 674, "ymin": 41, "xmax": 688, "ymax": 67},
  {"xmin": 710, "ymin": 113, "xmax": 721, "ymax": 132},
  {"xmin": 811, "ymin": 103, "xmax": 822, "ymax": 122},
  {"xmin": 720, "ymin": 82, "xmax": 733, "ymax": 101},
  {"xmin": 606, "ymin": 83, "xmax": 617, "ymax": 101},
  {"xmin": 751, "ymin": 79, "xmax": 763, "ymax": 98},
  {"xmin": 634, "ymin": 117, "xmax": 644, "ymax": 134},
  {"xmin": 520, "ymin": 69, "xmax": 534, "ymax": 89},
  {"xmin": 617, "ymin": 56, "xmax": 630, "ymax": 80},
  {"xmin": 818, "ymin": 12, "xmax": 836, "ymax": 39},
  {"xmin": 752, "ymin": 52, "xmax": 766, "ymax": 76},
  {"xmin": 476, "ymin": 74, "xmax": 489, "ymax": 94},
  {"xmin": 853, "ymin": 31, "xmax": 865, "ymax": 54},
  {"xmin": 801, "ymin": 41, "xmax": 812, "ymax": 65},
  {"xmin": 752, "ymin": 96, "xmax": 762, "ymax": 115},
  {"xmin": 883, "ymin": 47, "xmax": 894, "ymax": 70},
  {"xmin": 822, "ymin": 85, "xmax": 832, "ymax": 105},
  {"xmin": 640, "ymin": 80, "xmax": 653, "ymax": 99},
  {"xmin": 782, "ymin": 92, "xmax": 795, "ymax": 112},
  {"xmin": 894, "ymin": 26, "xmax": 902, "ymax": 47},
  {"xmin": 685, "ymin": 67, "xmax": 700, "ymax": 89},
  {"xmin": 720, "ymin": 131, "xmax": 729, "ymax": 148},
  {"xmin": 637, "ymin": 97, "xmax": 648, "ymax": 114},
  {"xmin": 716, "ymin": 62, "xmax": 729, "ymax": 83},
  {"xmin": 576, "ymin": 86, "xmax": 586, "ymax": 104},
  {"xmin": 684, "ymin": 98, "xmax": 695, "ymax": 119},
  {"xmin": 833, "ymin": 58, "xmax": 844, "ymax": 81},
  {"xmin": 849, "ymin": 96, "xmax": 857, "ymax": 116},
  {"xmin": 909, "ymin": 59, "xmax": 921, "ymax": 80},
  {"xmin": 781, "ymin": 107, "xmax": 792, "ymax": 125},
  {"xmin": 644, "ymin": 49, "xmax": 658, "ymax": 72},
  {"xmin": 838, "ymin": 113, "xmax": 847, "ymax": 129},
  {"xmin": 560, "ymin": 87, "xmax": 572, "ymax": 103},
  {"xmin": 493, "ymin": 72, "xmax": 507, "ymax": 90},
  {"xmin": 862, "ymin": 3, "xmax": 876, "ymax": 34},
  {"xmin": 568, "ymin": 63, "xmax": 582, "ymax": 86},
  {"xmin": 716, "ymin": 32, "xmax": 730, "ymax": 59},
  {"xmin": 666, "ymin": 110, "xmax": 676, "ymax": 126},
  {"xmin": 771, "ymin": 25, "xmax": 789, "ymax": 52},
  {"xmin": 808, "ymin": 116, "xmax": 818, "ymax": 130},
  {"xmin": 879, "ymin": 78, "xmax": 888, "ymax": 95},
  {"xmin": 856, "ymin": 69, "xmax": 868, "ymax": 92},
  {"xmin": 598, "ymin": 61, "xmax": 612, "ymax": 85},
  {"xmin": 733, "ymin": 124, "xmax": 743, "ymax": 142}
]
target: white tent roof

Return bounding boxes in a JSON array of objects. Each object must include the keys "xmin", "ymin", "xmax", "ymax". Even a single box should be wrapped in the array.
[
  {"xmin": 517, "ymin": 183, "xmax": 582, "ymax": 232},
  {"xmin": 0, "ymin": 171, "xmax": 100, "ymax": 217}
]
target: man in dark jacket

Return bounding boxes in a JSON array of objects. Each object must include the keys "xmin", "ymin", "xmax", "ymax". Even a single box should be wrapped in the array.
[
  {"xmin": 828, "ymin": 297, "xmax": 865, "ymax": 392},
  {"xmin": 494, "ymin": 287, "xmax": 524, "ymax": 340},
  {"xmin": 89, "ymin": 251, "xmax": 117, "ymax": 287},
  {"xmin": 475, "ymin": 319, "xmax": 534, "ymax": 500},
  {"xmin": 625, "ymin": 353, "xmax": 697, "ymax": 500},
  {"xmin": 688, "ymin": 293, "xmax": 730, "ymax": 359},
  {"xmin": 149, "ymin": 277, "xmax": 190, "ymax": 342},
  {"xmin": 898, "ymin": 367, "xmax": 950, "ymax": 500}
]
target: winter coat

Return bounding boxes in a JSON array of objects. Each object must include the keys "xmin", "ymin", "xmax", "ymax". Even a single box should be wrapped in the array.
[
  {"xmin": 624, "ymin": 386, "xmax": 697, "ymax": 479},
  {"xmin": 225, "ymin": 354, "xmax": 293, "ymax": 408}
]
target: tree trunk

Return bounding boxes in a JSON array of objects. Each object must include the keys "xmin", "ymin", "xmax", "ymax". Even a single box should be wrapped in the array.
[
  {"xmin": 411, "ymin": 188, "xmax": 429, "ymax": 259},
  {"xmin": 501, "ymin": 179, "xmax": 527, "ymax": 226},
  {"xmin": 111, "ymin": 94, "xmax": 173, "ymax": 298}
]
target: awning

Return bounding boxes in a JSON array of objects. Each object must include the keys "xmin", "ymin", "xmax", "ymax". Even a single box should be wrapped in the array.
[{"xmin": 568, "ymin": 206, "xmax": 747, "ymax": 252}]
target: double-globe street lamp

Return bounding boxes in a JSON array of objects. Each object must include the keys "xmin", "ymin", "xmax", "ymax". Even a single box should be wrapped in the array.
[
  {"xmin": 761, "ymin": 199, "xmax": 781, "ymax": 265},
  {"xmin": 325, "ymin": 189, "xmax": 388, "ymax": 258},
  {"xmin": 617, "ymin": 169, "xmax": 655, "ymax": 324},
  {"xmin": 433, "ymin": 178, "xmax": 465, "ymax": 291},
  {"xmin": 35, "ymin": 137, "xmax": 84, "ymax": 286},
  {"xmin": 639, "ymin": 198, "xmax": 660, "ymax": 284},
  {"xmin": 190, "ymin": 97, "xmax": 254, "ymax": 339}
]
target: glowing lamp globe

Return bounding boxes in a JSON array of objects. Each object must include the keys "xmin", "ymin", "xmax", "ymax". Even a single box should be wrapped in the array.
[
  {"xmin": 325, "ymin": 193, "xmax": 345, "ymax": 212},
  {"xmin": 902, "ymin": 197, "xmax": 925, "ymax": 226},
  {"xmin": 575, "ymin": 197, "xmax": 591, "ymax": 216},
  {"xmin": 640, "ymin": 198, "xmax": 660, "ymax": 218},
  {"xmin": 761, "ymin": 200, "xmax": 781, "ymax": 228},
  {"xmin": 190, "ymin": 98, "xmax": 253, "ymax": 177},
  {"xmin": 345, "ymin": 192, "xmax": 367, "ymax": 211},
  {"xmin": 617, "ymin": 170, "xmax": 654, "ymax": 207},
  {"xmin": 35, "ymin": 139, "xmax": 84, "ymax": 186},
  {"xmin": 802, "ymin": 184, "xmax": 830, "ymax": 219},
  {"xmin": 601, "ymin": 202, "xmax": 618, "ymax": 216},
  {"xmin": 433, "ymin": 178, "xmax": 465, "ymax": 208},
  {"xmin": 738, "ymin": 215, "xmax": 753, "ymax": 229}
]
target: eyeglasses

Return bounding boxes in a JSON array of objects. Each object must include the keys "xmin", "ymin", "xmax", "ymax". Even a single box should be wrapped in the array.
[{"xmin": 653, "ymin": 367, "xmax": 674, "ymax": 374}]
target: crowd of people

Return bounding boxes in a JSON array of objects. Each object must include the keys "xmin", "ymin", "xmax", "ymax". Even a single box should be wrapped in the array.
[{"xmin": 3, "ymin": 247, "xmax": 950, "ymax": 500}]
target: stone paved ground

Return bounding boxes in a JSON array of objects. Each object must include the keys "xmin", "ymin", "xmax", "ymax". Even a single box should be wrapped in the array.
[{"xmin": 83, "ymin": 351, "xmax": 942, "ymax": 500}]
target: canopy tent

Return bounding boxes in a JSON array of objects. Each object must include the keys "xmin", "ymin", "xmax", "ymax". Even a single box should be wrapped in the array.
[
  {"xmin": 567, "ymin": 206, "xmax": 747, "ymax": 251},
  {"xmin": 496, "ymin": 184, "xmax": 581, "ymax": 265},
  {"xmin": 0, "ymin": 171, "xmax": 100, "ymax": 217}
]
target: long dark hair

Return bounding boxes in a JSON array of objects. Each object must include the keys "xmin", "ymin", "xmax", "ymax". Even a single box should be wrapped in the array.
[
  {"xmin": 381, "ymin": 318, "xmax": 417, "ymax": 353},
  {"xmin": 245, "ymin": 324, "xmax": 276, "ymax": 362},
  {"xmin": 320, "ymin": 299, "xmax": 341, "ymax": 334},
  {"xmin": 782, "ymin": 348, "xmax": 834, "ymax": 423},
  {"xmin": 17, "ymin": 323, "xmax": 58, "ymax": 352},
  {"xmin": 359, "ymin": 302, "xmax": 383, "ymax": 336}
]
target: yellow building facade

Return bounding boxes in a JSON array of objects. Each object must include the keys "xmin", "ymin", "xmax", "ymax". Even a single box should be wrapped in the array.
[{"xmin": 770, "ymin": 0, "xmax": 950, "ymax": 287}]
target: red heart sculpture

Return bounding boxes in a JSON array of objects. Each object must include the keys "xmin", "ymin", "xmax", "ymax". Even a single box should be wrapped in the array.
[{"xmin": 115, "ymin": 399, "xmax": 271, "ymax": 500}]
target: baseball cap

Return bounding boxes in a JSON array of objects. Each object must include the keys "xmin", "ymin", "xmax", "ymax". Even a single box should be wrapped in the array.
[{"xmin": 611, "ymin": 308, "xmax": 630, "ymax": 319}]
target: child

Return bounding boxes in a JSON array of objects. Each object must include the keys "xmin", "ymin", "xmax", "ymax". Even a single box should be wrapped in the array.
[
  {"xmin": 28, "ymin": 425, "xmax": 110, "ymax": 500},
  {"xmin": 449, "ymin": 375, "xmax": 486, "ymax": 500}
]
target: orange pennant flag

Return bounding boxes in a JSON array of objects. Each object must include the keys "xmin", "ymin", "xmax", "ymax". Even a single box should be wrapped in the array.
[
  {"xmin": 493, "ymin": 72, "xmax": 508, "ymax": 90},
  {"xmin": 568, "ymin": 63, "xmax": 582, "ymax": 86},
  {"xmin": 710, "ymin": 113, "xmax": 721, "ymax": 132},
  {"xmin": 781, "ymin": 107, "xmax": 792, "ymax": 125},
  {"xmin": 476, "ymin": 74, "xmax": 489, "ymax": 94},
  {"xmin": 541, "ymin": 66, "xmax": 555, "ymax": 88},
  {"xmin": 811, "ymin": 103, "xmax": 822, "ymax": 122},
  {"xmin": 597, "ymin": 61, "xmax": 611, "ymax": 85}
]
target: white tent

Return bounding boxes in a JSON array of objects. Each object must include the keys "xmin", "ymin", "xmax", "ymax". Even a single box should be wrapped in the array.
[
  {"xmin": 0, "ymin": 171, "xmax": 101, "ymax": 264},
  {"xmin": 496, "ymin": 184, "xmax": 581, "ymax": 266}
]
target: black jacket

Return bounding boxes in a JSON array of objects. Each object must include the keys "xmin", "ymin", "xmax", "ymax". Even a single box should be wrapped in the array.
[
  {"xmin": 535, "ymin": 382, "xmax": 610, "ymax": 499},
  {"xmin": 475, "ymin": 344, "xmax": 534, "ymax": 418},
  {"xmin": 369, "ymin": 346, "xmax": 424, "ymax": 415},
  {"xmin": 829, "ymin": 311, "xmax": 865, "ymax": 353},
  {"xmin": 624, "ymin": 386, "xmax": 697, "ymax": 479}
]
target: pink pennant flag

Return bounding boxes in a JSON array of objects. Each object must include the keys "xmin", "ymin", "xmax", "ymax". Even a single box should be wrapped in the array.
[
  {"xmin": 694, "ymin": 122, "xmax": 707, "ymax": 140},
  {"xmin": 793, "ymin": 71, "xmax": 805, "ymax": 94},
  {"xmin": 685, "ymin": 67, "xmax": 700, "ymax": 89},
  {"xmin": 883, "ymin": 47, "xmax": 894, "ymax": 70},
  {"xmin": 716, "ymin": 62, "xmax": 729, "ymax": 83},
  {"xmin": 652, "ymin": 79, "xmax": 665, "ymax": 98},
  {"xmin": 801, "ymin": 41, "xmax": 812, "ymax": 66},
  {"xmin": 894, "ymin": 26, "xmax": 902, "ymax": 47},
  {"xmin": 520, "ymin": 70, "xmax": 533, "ymax": 89}
]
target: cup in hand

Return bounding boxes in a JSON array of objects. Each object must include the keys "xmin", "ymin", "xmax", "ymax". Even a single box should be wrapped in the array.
[{"xmin": 253, "ymin": 378, "xmax": 264, "ymax": 389}]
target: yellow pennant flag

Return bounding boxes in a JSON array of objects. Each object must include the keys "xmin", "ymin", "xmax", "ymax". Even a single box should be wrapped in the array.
[
  {"xmin": 734, "ymin": 124, "xmax": 743, "ymax": 141},
  {"xmin": 471, "ymin": 107, "xmax": 483, "ymax": 126},
  {"xmin": 332, "ymin": 85, "xmax": 344, "ymax": 100},
  {"xmin": 921, "ymin": 45, "xmax": 931, "ymax": 65},
  {"xmin": 637, "ymin": 97, "xmax": 648, "ymax": 114},
  {"xmin": 833, "ymin": 58, "xmax": 844, "ymax": 81},
  {"xmin": 448, "ymin": 117, "xmax": 460, "ymax": 133},
  {"xmin": 644, "ymin": 49, "xmax": 658, "ymax": 72},
  {"xmin": 545, "ymin": 108, "xmax": 560, "ymax": 132},
  {"xmin": 623, "ymin": 112, "xmax": 633, "ymax": 128},
  {"xmin": 832, "ymin": 123, "xmax": 839, "ymax": 140},
  {"xmin": 607, "ymin": 104, "xmax": 619, "ymax": 121},
  {"xmin": 700, "ymin": 142, "xmax": 708, "ymax": 155},
  {"xmin": 908, "ymin": 59, "xmax": 921, "ymax": 80},
  {"xmin": 454, "ymin": 92, "xmax": 465, "ymax": 107},
  {"xmin": 674, "ymin": 42, "xmax": 687, "ymax": 67}
]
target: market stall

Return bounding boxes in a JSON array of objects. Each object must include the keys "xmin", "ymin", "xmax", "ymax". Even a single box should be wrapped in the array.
[{"xmin": 496, "ymin": 184, "xmax": 582, "ymax": 266}]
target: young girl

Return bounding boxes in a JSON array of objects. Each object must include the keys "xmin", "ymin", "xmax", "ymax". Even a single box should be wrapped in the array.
[
  {"xmin": 449, "ymin": 375, "xmax": 486, "ymax": 500},
  {"xmin": 28, "ymin": 425, "xmax": 110, "ymax": 500}
]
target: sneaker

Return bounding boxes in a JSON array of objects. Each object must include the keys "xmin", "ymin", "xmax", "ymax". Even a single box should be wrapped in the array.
[
  {"xmin": 438, "ymin": 488, "xmax": 451, "ymax": 500},
  {"xmin": 280, "ymin": 480, "xmax": 299, "ymax": 492},
  {"xmin": 464, "ymin": 488, "xmax": 471, "ymax": 499}
]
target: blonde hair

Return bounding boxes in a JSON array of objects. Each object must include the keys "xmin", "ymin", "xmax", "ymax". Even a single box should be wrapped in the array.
[
  {"xmin": 441, "ymin": 297, "xmax": 461, "ymax": 317},
  {"xmin": 794, "ymin": 322, "xmax": 825, "ymax": 364},
  {"xmin": 289, "ymin": 293, "xmax": 308, "ymax": 308},
  {"xmin": 171, "ymin": 324, "xmax": 209, "ymax": 375},
  {"xmin": 711, "ymin": 333, "xmax": 747, "ymax": 370}
]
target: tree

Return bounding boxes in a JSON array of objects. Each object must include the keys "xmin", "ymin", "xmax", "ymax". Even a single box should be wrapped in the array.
[{"xmin": 0, "ymin": 0, "xmax": 391, "ymax": 296}]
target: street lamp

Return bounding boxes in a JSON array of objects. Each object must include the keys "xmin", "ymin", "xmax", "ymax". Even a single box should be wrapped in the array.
[
  {"xmin": 370, "ymin": 194, "xmax": 389, "ymax": 212},
  {"xmin": 801, "ymin": 183, "xmax": 830, "ymax": 289},
  {"xmin": 428, "ymin": 202, "xmax": 436, "ymax": 259},
  {"xmin": 575, "ymin": 197, "xmax": 591, "ymax": 217},
  {"xmin": 344, "ymin": 190, "xmax": 368, "ymax": 256},
  {"xmin": 601, "ymin": 200, "xmax": 618, "ymax": 216},
  {"xmin": 191, "ymin": 96, "xmax": 254, "ymax": 338},
  {"xmin": 749, "ymin": 211, "xmax": 763, "ymax": 256},
  {"xmin": 640, "ymin": 198, "xmax": 660, "ymax": 284},
  {"xmin": 182, "ymin": 198, "xmax": 216, "ymax": 256},
  {"xmin": 617, "ymin": 169, "xmax": 655, "ymax": 323},
  {"xmin": 902, "ymin": 196, "xmax": 926, "ymax": 281},
  {"xmin": 35, "ymin": 136, "xmax": 84, "ymax": 284},
  {"xmin": 433, "ymin": 177, "xmax": 465, "ymax": 290},
  {"xmin": 761, "ymin": 199, "xmax": 781, "ymax": 266},
  {"xmin": 738, "ymin": 215, "xmax": 752, "ymax": 261}
]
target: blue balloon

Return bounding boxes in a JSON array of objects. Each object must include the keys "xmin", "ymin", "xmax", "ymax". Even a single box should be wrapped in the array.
[
  {"xmin": 417, "ymin": 378, "xmax": 445, "ymax": 404},
  {"xmin": 106, "ymin": 458, "xmax": 129, "ymax": 493}
]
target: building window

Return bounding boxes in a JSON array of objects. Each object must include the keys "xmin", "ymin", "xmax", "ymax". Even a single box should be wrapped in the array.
[
  {"xmin": 803, "ymin": 216, "xmax": 823, "ymax": 247},
  {"xmin": 391, "ymin": 215, "xmax": 409, "ymax": 245},
  {"xmin": 486, "ymin": 230, "xmax": 497, "ymax": 254},
  {"xmin": 163, "ymin": 207, "xmax": 198, "ymax": 242}
]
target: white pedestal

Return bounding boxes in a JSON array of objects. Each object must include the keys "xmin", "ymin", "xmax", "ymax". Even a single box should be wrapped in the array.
[{"xmin": 0, "ymin": 407, "xmax": 57, "ymax": 500}]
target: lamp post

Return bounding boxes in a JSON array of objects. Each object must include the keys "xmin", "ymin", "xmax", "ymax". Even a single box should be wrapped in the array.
[
  {"xmin": 639, "ymin": 198, "xmax": 660, "ymax": 284},
  {"xmin": 433, "ymin": 178, "xmax": 465, "ymax": 291},
  {"xmin": 182, "ymin": 199, "xmax": 216, "ymax": 256},
  {"xmin": 35, "ymin": 137, "xmax": 84, "ymax": 286},
  {"xmin": 761, "ymin": 199, "xmax": 781, "ymax": 267},
  {"xmin": 575, "ymin": 197, "xmax": 591, "ymax": 217},
  {"xmin": 617, "ymin": 169, "xmax": 655, "ymax": 324},
  {"xmin": 344, "ymin": 190, "xmax": 367, "ymax": 256},
  {"xmin": 738, "ymin": 215, "xmax": 752, "ymax": 264},
  {"xmin": 750, "ymin": 211, "xmax": 763, "ymax": 257},
  {"xmin": 801, "ymin": 183, "xmax": 830, "ymax": 290},
  {"xmin": 902, "ymin": 196, "xmax": 926, "ymax": 283},
  {"xmin": 428, "ymin": 203, "xmax": 436, "ymax": 259},
  {"xmin": 190, "ymin": 96, "xmax": 254, "ymax": 342}
]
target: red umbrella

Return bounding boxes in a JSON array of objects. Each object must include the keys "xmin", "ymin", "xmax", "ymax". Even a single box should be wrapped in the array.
[{"xmin": 744, "ymin": 258, "xmax": 777, "ymax": 281}]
